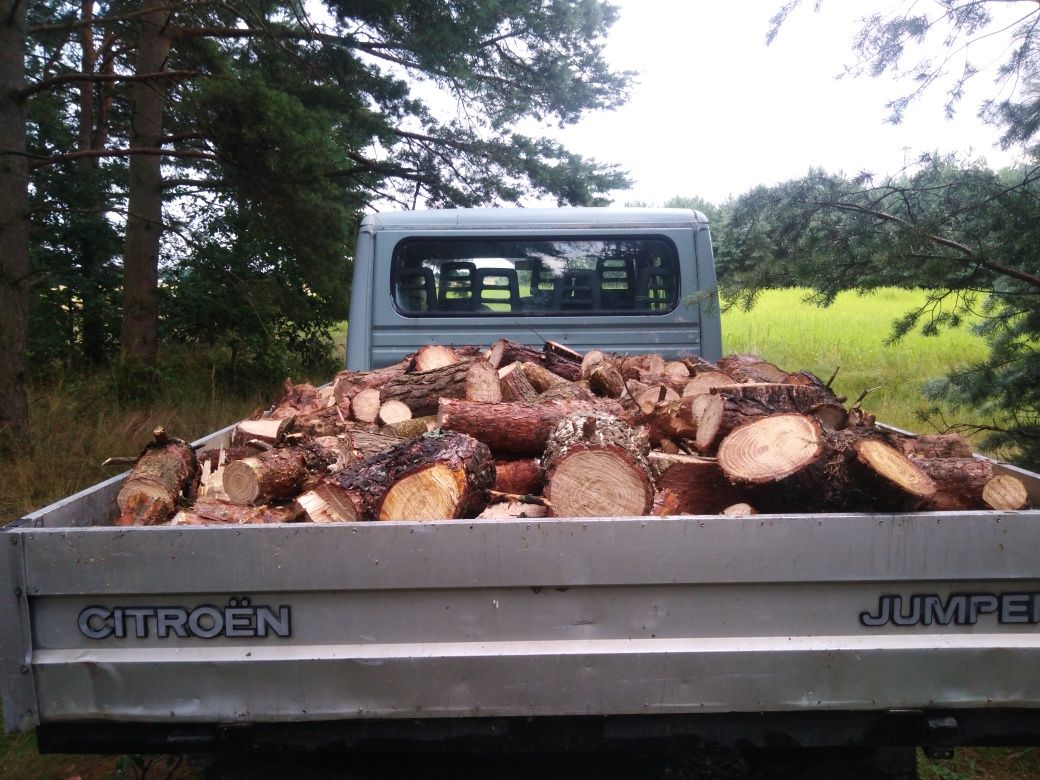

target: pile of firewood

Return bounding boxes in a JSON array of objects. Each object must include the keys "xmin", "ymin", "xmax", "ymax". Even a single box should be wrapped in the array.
[{"xmin": 112, "ymin": 340, "xmax": 1031, "ymax": 527}]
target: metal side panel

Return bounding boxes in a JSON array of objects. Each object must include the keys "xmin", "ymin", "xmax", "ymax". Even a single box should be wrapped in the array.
[
  {"xmin": 1, "ymin": 532, "xmax": 38, "ymax": 732},
  {"xmin": 8, "ymin": 512, "xmax": 1040, "ymax": 725}
]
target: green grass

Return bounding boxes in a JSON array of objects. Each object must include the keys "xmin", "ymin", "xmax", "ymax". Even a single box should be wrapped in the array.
[{"xmin": 721, "ymin": 287, "xmax": 991, "ymax": 439}]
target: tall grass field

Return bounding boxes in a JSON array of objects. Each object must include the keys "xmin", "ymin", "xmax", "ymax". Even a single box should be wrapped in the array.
[{"xmin": 1, "ymin": 288, "xmax": 1033, "ymax": 780}]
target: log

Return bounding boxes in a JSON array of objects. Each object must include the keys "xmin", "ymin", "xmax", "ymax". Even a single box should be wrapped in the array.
[
  {"xmin": 695, "ymin": 383, "xmax": 840, "ymax": 454},
  {"xmin": 664, "ymin": 360, "xmax": 690, "ymax": 378},
  {"xmin": 295, "ymin": 432, "xmax": 495, "ymax": 522},
  {"xmin": 223, "ymin": 448, "xmax": 309, "ymax": 505},
  {"xmin": 721, "ymin": 502, "xmax": 758, "ymax": 517},
  {"xmin": 850, "ymin": 438, "xmax": 938, "ymax": 511},
  {"xmin": 270, "ymin": 379, "xmax": 325, "ymax": 419},
  {"xmin": 116, "ymin": 428, "xmax": 200, "ymax": 526},
  {"xmin": 681, "ymin": 355, "xmax": 720, "ymax": 375},
  {"xmin": 646, "ymin": 396, "xmax": 700, "ymax": 444},
  {"xmin": 290, "ymin": 406, "xmax": 351, "ymax": 438},
  {"xmin": 717, "ymin": 354, "xmax": 789, "ymax": 383},
  {"xmin": 407, "ymin": 344, "xmax": 460, "ymax": 373},
  {"xmin": 498, "ymin": 362, "xmax": 540, "ymax": 402},
  {"xmin": 377, "ymin": 399, "xmax": 413, "ymax": 426},
  {"xmin": 983, "ymin": 474, "xmax": 1029, "ymax": 510},
  {"xmin": 886, "ymin": 432, "xmax": 974, "ymax": 459},
  {"xmin": 171, "ymin": 497, "xmax": 302, "ymax": 526},
  {"xmin": 538, "ymin": 381, "xmax": 598, "ymax": 402},
  {"xmin": 380, "ymin": 358, "xmax": 501, "ymax": 416},
  {"xmin": 542, "ymin": 411, "xmax": 653, "ymax": 517},
  {"xmin": 382, "ymin": 415, "xmax": 437, "ymax": 438},
  {"xmin": 518, "ymin": 361, "xmax": 568, "ymax": 392},
  {"xmin": 648, "ymin": 452, "xmax": 745, "ymax": 514},
  {"xmin": 349, "ymin": 428, "xmax": 402, "ymax": 460},
  {"xmin": 588, "ymin": 363, "xmax": 626, "ymax": 398},
  {"xmin": 580, "ymin": 350, "xmax": 609, "ymax": 379},
  {"xmin": 914, "ymin": 457, "xmax": 993, "ymax": 510},
  {"xmin": 476, "ymin": 501, "xmax": 550, "ymax": 520},
  {"xmin": 350, "ymin": 388, "xmax": 383, "ymax": 423},
  {"xmin": 493, "ymin": 458, "xmax": 546, "ymax": 495},
  {"xmin": 544, "ymin": 339, "xmax": 583, "ymax": 364},
  {"xmin": 681, "ymin": 371, "xmax": 737, "ymax": 397},
  {"xmin": 231, "ymin": 418, "xmax": 290, "ymax": 447},
  {"xmin": 437, "ymin": 397, "xmax": 628, "ymax": 456},
  {"xmin": 633, "ymin": 384, "xmax": 680, "ymax": 415},
  {"xmin": 716, "ymin": 414, "xmax": 836, "ymax": 512}
]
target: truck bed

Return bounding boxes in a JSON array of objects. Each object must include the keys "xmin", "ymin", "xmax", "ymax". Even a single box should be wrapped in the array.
[{"xmin": 4, "ymin": 424, "xmax": 1040, "ymax": 753}]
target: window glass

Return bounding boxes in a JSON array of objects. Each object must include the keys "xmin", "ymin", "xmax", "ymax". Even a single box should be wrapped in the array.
[{"xmin": 391, "ymin": 237, "xmax": 679, "ymax": 316}]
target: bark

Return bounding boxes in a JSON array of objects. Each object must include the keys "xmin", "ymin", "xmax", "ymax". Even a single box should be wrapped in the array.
[
  {"xmin": 171, "ymin": 497, "xmax": 302, "ymax": 525},
  {"xmin": 437, "ymin": 397, "xmax": 628, "ymax": 456},
  {"xmin": 517, "ymin": 361, "xmax": 568, "ymax": 392},
  {"xmin": 498, "ymin": 362, "xmax": 539, "ymax": 402},
  {"xmin": 296, "ymin": 431, "xmax": 494, "ymax": 521},
  {"xmin": 0, "ymin": 0, "xmax": 30, "ymax": 452},
  {"xmin": 885, "ymin": 432, "xmax": 974, "ymax": 459},
  {"xmin": 717, "ymin": 354, "xmax": 789, "ymax": 383},
  {"xmin": 588, "ymin": 363, "xmax": 625, "ymax": 398},
  {"xmin": 538, "ymin": 380, "xmax": 597, "ymax": 402},
  {"xmin": 542, "ymin": 411, "xmax": 653, "ymax": 517},
  {"xmin": 380, "ymin": 357, "xmax": 501, "ymax": 415},
  {"xmin": 116, "ymin": 428, "xmax": 200, "ymax": 525},
  {"xmin": 222, "ymin": 448, "xmax": 310, "ymax": 505},
  {"xmin": 915, "ymin": 457, "xmax": 993, "ymax": 510},
  {"xmin": 648, "ymin": 452, "xmax": 745, "ymax": 515},
  {"xmin": 120, "ymin": 3, "xmax": 173, "ymax": 369},
  {"xmin": 232, "ymin": 418, "xmax": 290, "ymax": 447},
  {"xmin": 270, "ymin": 380, "xmax": 324, "ymax": 419},
  {"xmin": 493, "ymin": 458, "xmax": 545, "ymax": 495},
  {"xmin": 695, "ymin": 383, "xmax": 840, "ymax": 453}
]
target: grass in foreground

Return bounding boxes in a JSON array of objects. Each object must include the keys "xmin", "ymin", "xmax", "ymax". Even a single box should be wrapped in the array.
[{"xmin": 721, "ymin": 287, "xmax": 992, "ymax": 438}]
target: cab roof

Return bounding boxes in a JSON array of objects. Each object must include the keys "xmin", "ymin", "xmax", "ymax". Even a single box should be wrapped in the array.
[{"xmin": 361, "ymin": 207, "xmax": 707, "ymax": 232}]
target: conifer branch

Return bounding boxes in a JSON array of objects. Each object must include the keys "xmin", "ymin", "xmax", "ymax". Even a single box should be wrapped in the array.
[
  {"xmin": 27, "ymin": 147, "xmax": 217, "ymax": 168},
  {"xmin": 20, "ymin": 69, "xmax": 202, "ymax": 98}
]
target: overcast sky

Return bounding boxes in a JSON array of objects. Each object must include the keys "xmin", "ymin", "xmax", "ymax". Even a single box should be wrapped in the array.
[{"xmin": 532, "ymin": 1, "xmax": 1027, "ymax": 205}]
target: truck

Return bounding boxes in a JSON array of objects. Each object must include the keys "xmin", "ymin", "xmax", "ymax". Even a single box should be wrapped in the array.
[{"xmin": 3, "ymin": 207, "xmax": 1040, "ymax": 779}]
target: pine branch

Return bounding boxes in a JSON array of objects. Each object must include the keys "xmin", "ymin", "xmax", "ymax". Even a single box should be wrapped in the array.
[
  {"xmin": 822, "ymin": 200, "xmax": 1040, "ymax": 289},
  {"xmin": 27, "ymin": 1, "xmax": 220, "ymax": 35},
  {"xmin": 27, "ymin": 147, "xmax": 218, "ymax": 168},
  {"xmin": 20, "ymin": 69, "xmax": 202, "ymax": 98}
]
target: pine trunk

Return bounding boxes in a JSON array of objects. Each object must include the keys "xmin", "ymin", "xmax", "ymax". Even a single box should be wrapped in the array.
[
  {"xmin": 0, "ymin": 0, "xmax": 30, "ymax": 452},
  {"xmin": 120, "ymin": 3, "xmax": 173, "ymax": 369}
]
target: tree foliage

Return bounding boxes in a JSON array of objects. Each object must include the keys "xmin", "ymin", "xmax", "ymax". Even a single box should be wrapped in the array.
[{"xmin": 718, "ymin": 2, "xmax": 1040, "ymax": 467}]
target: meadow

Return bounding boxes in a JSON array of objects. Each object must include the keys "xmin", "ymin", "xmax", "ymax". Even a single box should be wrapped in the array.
[{"xmin": 0, "ymin": 288, "xmax": 1031, "ymax": 779}]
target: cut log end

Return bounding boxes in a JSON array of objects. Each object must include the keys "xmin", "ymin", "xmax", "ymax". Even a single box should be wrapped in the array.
[
  {"xmin": 378, "ymin": 463, "xmax": 464, "ymax": 521},
  {"xmin": 717, "ymin": 414, "xmax": 826, "ymax": 484},
  {"xmin": 853, "ymin": 439, "xmax": 937, "ymax": 504},
  {"xmin": 983, "ymin": 474, "xmax": 1029, "ymax": 510},
  {"xmin": 545, "ymin": 448, "xmax": 653, "ymax": 517}
]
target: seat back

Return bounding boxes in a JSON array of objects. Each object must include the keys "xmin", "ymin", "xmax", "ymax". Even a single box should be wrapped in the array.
[
  {"xmin": 553, "ymin": 268, "xmax": 601, "ymax": 310},
  {"xmin": 438, "ymin": 261, "xmax": 476, "ymax": 311},
  {"xmin": 473, "ymin": 268, "xmax": 521, "ymax": 311},
  {"xmin": 394, "ymin": 267, "xmax": 437, "ymax": 312}
]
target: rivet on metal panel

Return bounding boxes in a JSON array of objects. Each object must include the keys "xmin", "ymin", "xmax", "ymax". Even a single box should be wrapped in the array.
[
  {"xmin": 19, "ymin": 665, "xmax": 29, "ymax": 674},
  {"xmin": 33, "ymin": 587, "xmax": 39, "ymax": 593},
  {"xmin": 14, "ymin": 588, "xmax": 21, "ymax": 596},
  {"xmin": 9, "ymin": 536, "xmax": 17, "ymax": 545}
]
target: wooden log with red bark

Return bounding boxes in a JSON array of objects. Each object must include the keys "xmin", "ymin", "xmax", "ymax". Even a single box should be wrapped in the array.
[
  {"xmin": 493, "ymin": 458, "xmax": 546, "ymax": 495},
  {"xmin": 115, "ymin": 428, "xmax": 200, "ymax": 526},
  {"xmin": 884, "ymin": 432, "xmax": 974, "ymax": 459},
  {"xmin": 914, "ymin": 457, "xmax": 993, "ymax": 510},
  {"xmin": 407, "ymin": 344, "xmax": 461, "ymax": 373},
  {"xmin": 542, "ymin": 411, "xmax": 654, "ymax": 518},
  {"xmin": 380, "ymin": 358, "xmax": 501, "ymax": 416},
  {"xmin": 231, "ymin": 418, "xmax": 291, "ymax": 448},
  {"xmin": 983, "ymin": 474, "xmax": 1030, "ymax": 510},
  {"xmin": 517, "ymin": 361, "xmax": 568, "ymax": 393},
  {"xmin": 350, "ymin": 388, "xmax": 383, "ymax": 423},
  {"xmin": 270, "ymin": 379, "xmax": 325, "ymax": 419},
  {"xmin": 695, "ymin": 383, "xmax": 841, "ymax": 454},
  {"xmin": 498, "ymin": 362, "xmax": 540, "ymax": 402},
  {"xmin": 588, "ymin": 363, "xmax": 626, "ymax": 398},
  {"xmin": 648, "ymin": 451, "xmax": 746, "ymax": 515},
  {"xmin": 223, "ymin": 437, "xmax": 350, "ymax": 506},
  {"xmin": 295, "ymin": 431, "xmax": 495, "ymax": 522},
  {"xmin": 538, "ymin": 381, "xmax": 598, "ymax": 402},
  {"xmin": 437, "ymin": 397, "xmax": 628, "ymax": 456},
  {"xmin": 717, "ymin": 354, "xmax": 789, "ymax": 383}
]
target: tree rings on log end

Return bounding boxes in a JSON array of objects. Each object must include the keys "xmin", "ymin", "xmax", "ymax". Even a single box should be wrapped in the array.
[
  {"xmin": 545, "ymin": 447, "xmax": 653, "ymax": 517},
  {"xmin": 378, "ymin": 463, "xmax": 465, "ymax": 520},
  {"xmin": 853, "ymin": 439, "xmax": 937, "ymax": 506},
  {"xmin": 717, "ymin": 413, "xmax": 826, "ymax": 484},
  {"xmin": 983, "ymin": 474, "xmax": 1029, "ymax": 510}
]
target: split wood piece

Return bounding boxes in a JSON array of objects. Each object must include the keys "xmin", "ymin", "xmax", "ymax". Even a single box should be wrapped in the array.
[
  {"xmin": 681, "ymin": 355, "xmax": 720, "ymax": 375},
  {"xmin": 721, "ymin": 503, "xmax": 758, "ymax": 517},
  {"xmin": 115, "ymin": 428, "xmax": 200, "ymax": 526},
  {"xmin": 296, "ymin": 432, "xmax": 495, "ymax": 522},
  {"xmin": 886, "ymin": 432, "xmax": 974, "ymax": 460},
  {"xmin": 983, "ymin": 474, "xmax": 1029, "ymax": 510},
  {"xmin": 378, "ymin": 400, "xmax": 413, "ymax": 426},
  {"xmin": 542, "ymin": 411, "xmax": 653, "ymax": 518},
  {"xmin": 350, "ymin": 428, "xmax": 403, "ymax": 460},
  {"xmin": 810, "ymin": 402, "xmax": 849, "ymax": 431},
  {"xmin": 485, "ymin": 339, "xmax": 511, "ymax": 369},
  {"xmin": 717, "ymin": 354, "xmax": 789, "ymax": 384},
  {"xmin": 635, "ymin": 371, "xmax": 692, "ymax": 394},
  {"xmin": 664, "ymin": 361, "xmax": 690, "ymax": 378},
  {"xmin": 380, "ymin": 358, "xmax": 501, "ymax": 416},
  {"xmin": 648, "ymin": 452, "xmax": 745, "ymax": 515},
  {"xmin": 580, "ymin": 350, "xmax": 610, "ymax": 379},
  {"xmin": 619, "ymin": 353, "xmax": 664, "ymax": 379},
  {"xmin": 223, "ymin": 448, "xmax": 309, "ymax": 506},
  {"xmin": 849, "ymin": 438, "xmax": 938, "ymax": 511},
  {"xmin": 171, "ymin": 497, "xmax": 302, "ymax": 526},
  {"xmin": 539, "ymin": 381, "xmax": 597, "ymax": 402},
  {"xmin": 291, "ymin": 405, "xmax": 352, "ymax": 438},
  {"xmin": 476, "ymin": 501, "xmax": 549, "ymax": 520},
  {"xmin": 914, "ymin": 457, "xmax": 993, "ymax": 510},
  {"xmin": 437, "ymin": 397, "xmax": 628, "ymax": 456},
  {"xmin": 498, "ymin": 362, "xmax": 540, "ymax": 402},
  {"xmin": 716, "ymin": 414, "xmax": 835, "ymax": 513},
  {"xmin": 652, "ymin": 489, "xmax": 681, "ymax": 516},
  {"xmin": 633, "ymin": 384, "xmax": 680, "ymax": 415},
  {"xmin": 544, "ymin": 339, "xmax": 583, "ymax": 364},
  {"xmin": 493, "ymin": 458, "xmax": 546, "ymax": 495},
  {"xmin": 518, "ymin": 361, "xmax": 568, "ymax": 393},
  {"xmin": 231, "ymin": 418, "xmax": 290, "ymax": 448},
  {"xmin": 695, "ymin": 383, "xmax": 841, "ymax": 454},
  {"xmin": 351, "ymin": 388, "xmax": 383, "ymax": 423},
  {"xmin": 682, "ymin": 371, "xmax": 739, "ymax": 398},
  {"xmin": 270, "ymin": 380, "xmax": 325, "ymax": 419},
  {"xmin": 382, "ymin": 415, "xmax": 437, "ymax": 439},
  {"xmin": 408, "ymin": 344, "xmax": 460, "ymax": 373},
  {"xmin": 589, "ymin": 363, "xmax": 626, "ymax": 398}
]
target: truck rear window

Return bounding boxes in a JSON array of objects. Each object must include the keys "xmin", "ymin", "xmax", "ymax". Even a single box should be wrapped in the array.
[{"xmin": 390, "ymin": 237, "xmax": 679, "ymax": 316}]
